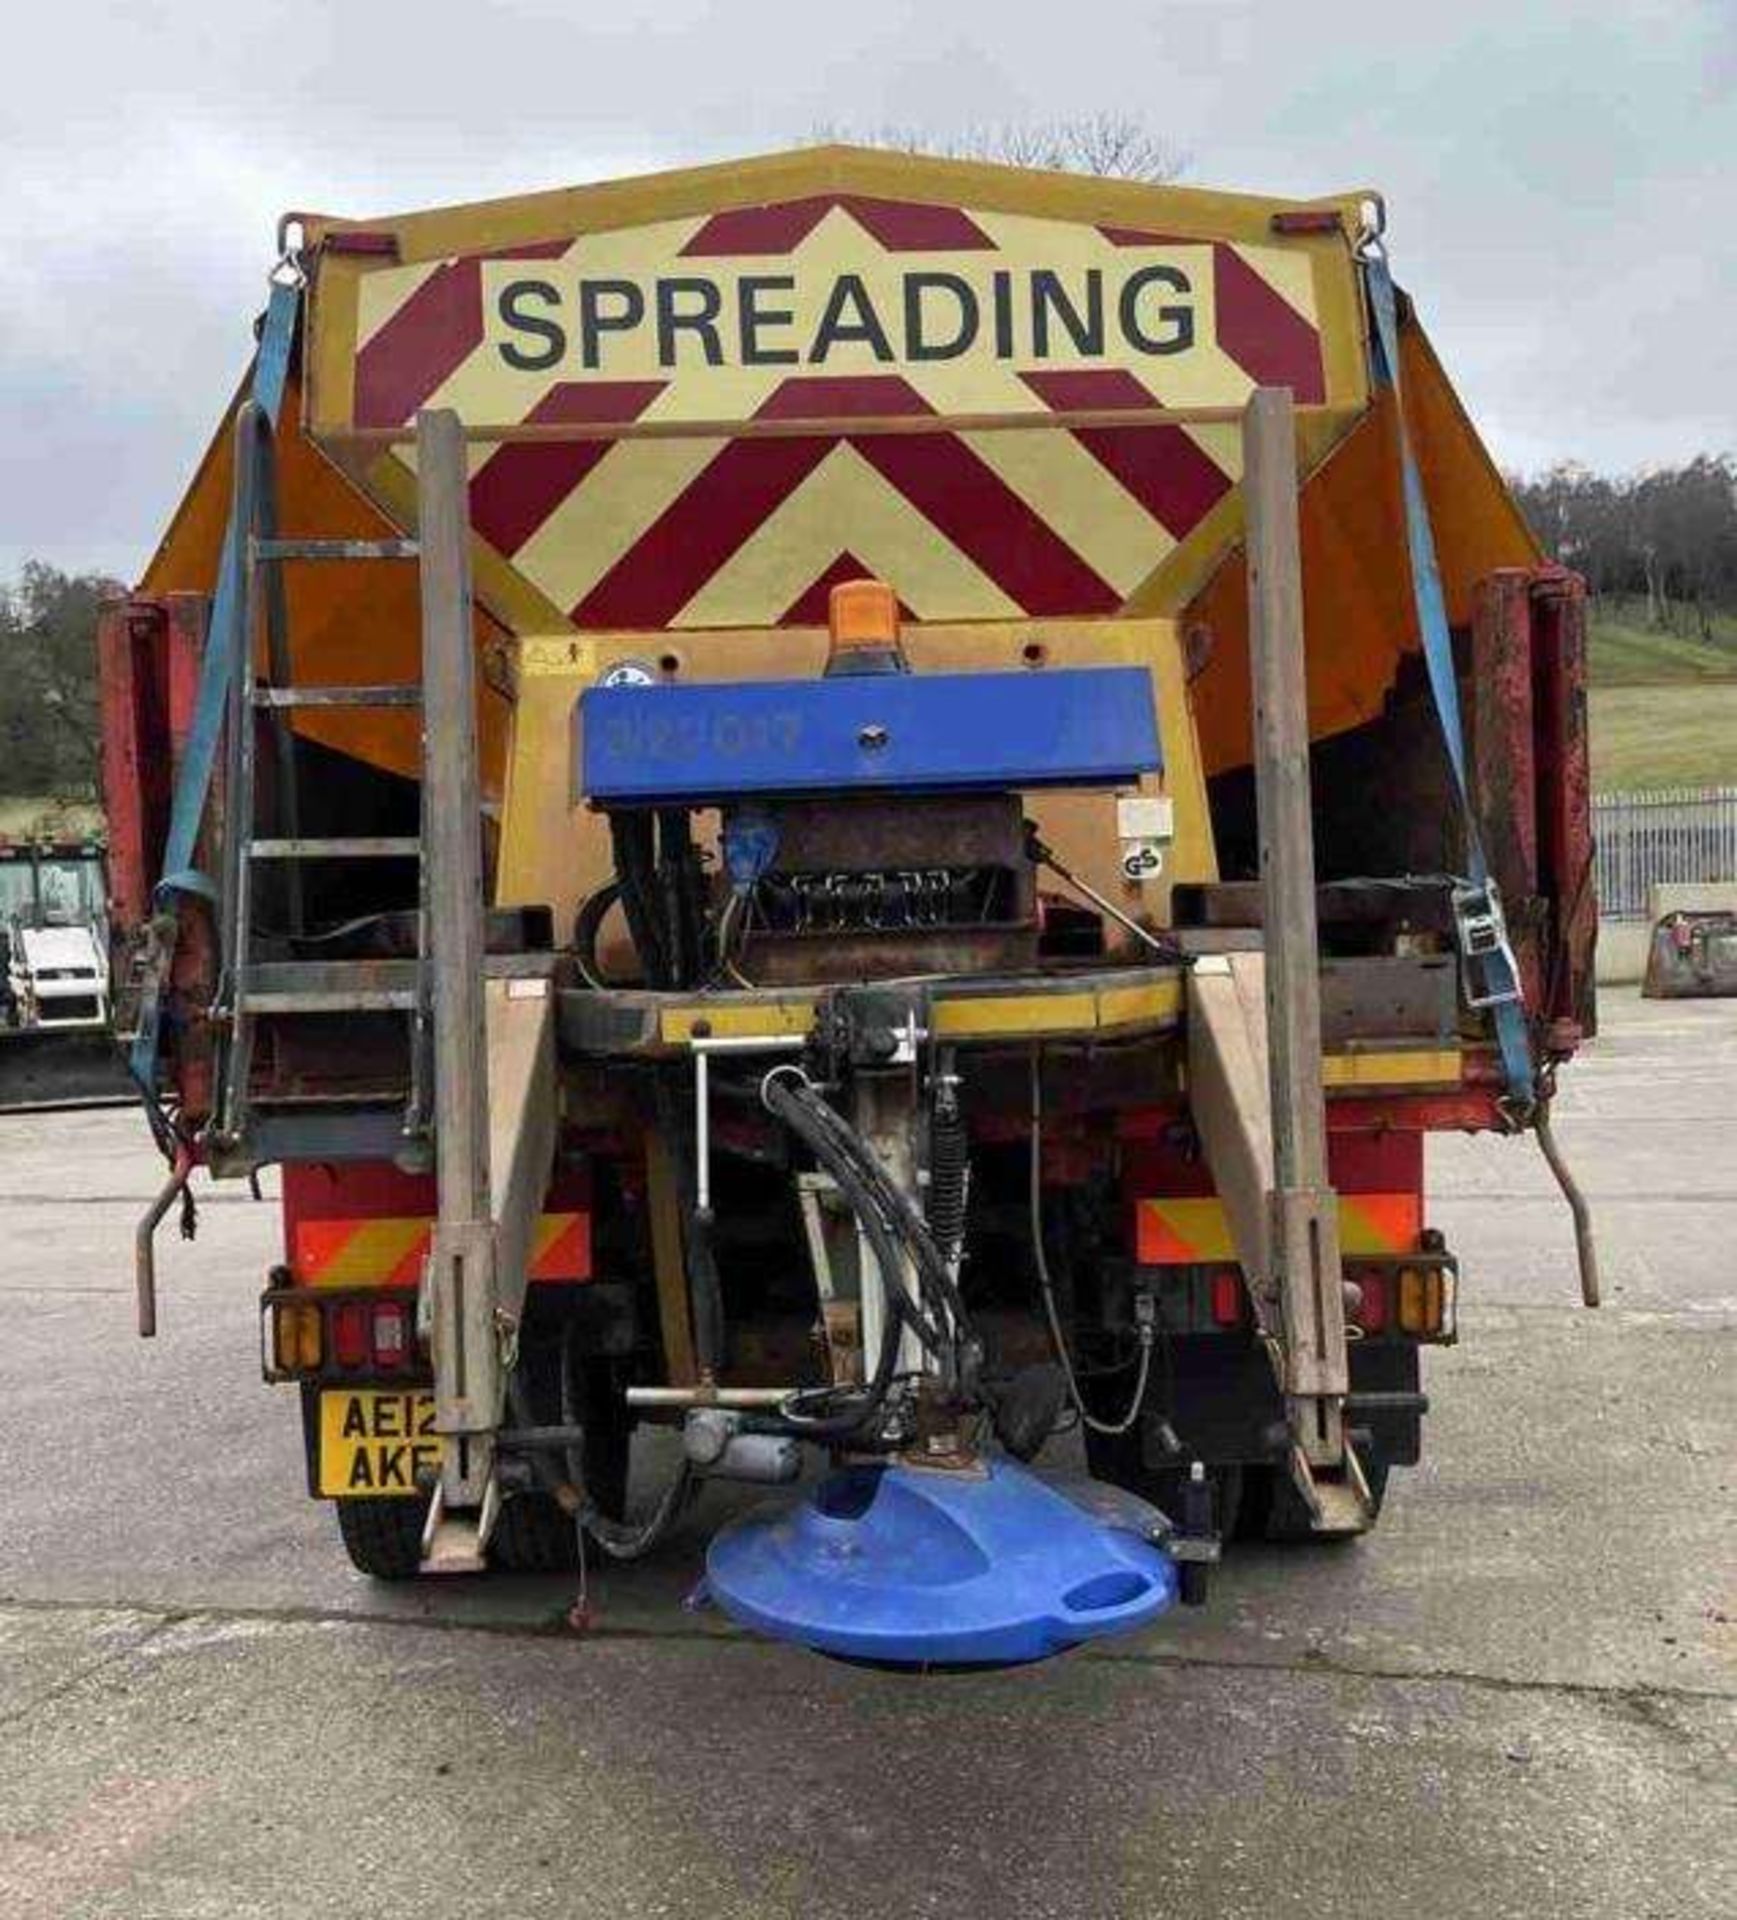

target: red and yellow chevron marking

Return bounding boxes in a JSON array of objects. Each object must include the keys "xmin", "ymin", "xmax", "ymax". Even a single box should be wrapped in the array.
[
  {"xmin": 318, "ymin": 193, "xmax": 1343, "ymax": 632},
  {"xmin": 292, "ymin": 1213, "xmax": 591, "ymax": 1288},
  {"xmin": 1136, "ymin": 1192, "xmax": 1422, "ymax": 1266}
]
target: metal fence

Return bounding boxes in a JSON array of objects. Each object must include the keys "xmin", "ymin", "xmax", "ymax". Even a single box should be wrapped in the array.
[{"xmin": 1593, "ymin": 787, "xmax": 1737, "ymax": 919}]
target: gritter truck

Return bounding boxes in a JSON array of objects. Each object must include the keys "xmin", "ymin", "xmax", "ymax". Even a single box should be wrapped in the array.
[{"xmin": 98, "ymin": 147, "xmax": 1598, "ymax": 1665}]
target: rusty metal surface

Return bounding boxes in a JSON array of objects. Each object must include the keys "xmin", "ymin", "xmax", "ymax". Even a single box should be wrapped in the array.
[
  {"xmin": 1319, "ymin": 956, "xmax": 1457, "ymax": 1044},
  {"xmin": 1172, "ymin": 879, "xmax": 1457, "ymax": 937},
  {"xmin": 746, "ymin": 924, "xmax": 1039, "ymax": 987},
  {"xmin": 1470, "ymin": 571, "xmax": 1540, "ymax": 920},
  {"xmin": 740, "ymin": 790, "xmax": 1038, "ymax": 985},
  {"xmin": 94, "ymin": 597, "xmax": 159, "ymax": 931},
  {"xmin": 1530, "ymin": 571, "xmax": 1597, "ymax": 1041},
  {"xmin": 766, "ymin": 792, "xmax": 1027, "ymax": 875}
]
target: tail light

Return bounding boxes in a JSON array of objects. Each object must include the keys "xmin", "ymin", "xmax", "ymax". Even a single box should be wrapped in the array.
[
  {"xmin": 1397, "ymin": 1265, "xmax": 1454, "ymax": 1338},
  {"xmin": 1209, "ymin": 1268, "xmax": 1246, "ymax": 1327},
  {"xmin": 1346, "ymin": 1258, "xmax": 1456, "ymax": 1341},
  {"xmin": 261, "ymin": 1286, "xmax": 423, "ymax": 1382},
  {"xmin": 372, "ymin": 1299, "xmax": 410, "ymax": 1370},
  {"xmin": 332, "ymin": 1301, "xmax": 370, "ymax": 1369},
  {"xmin": 1353, "ymin": 1269, "xmax": 1388, "ymax": 1333},
  {"xmin": 272, "ymin": 1299, "xmax": 322, "ymax": 1373}
]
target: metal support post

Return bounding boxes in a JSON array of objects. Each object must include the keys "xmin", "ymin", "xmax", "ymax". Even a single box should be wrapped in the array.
[
  {"xmin": 417, "ymin": 407, "xmax": 499, "ymax": 1548},
  {"xmin": 1242, "ymin": 387, "xmax": 1354, "ymax": 1487}
]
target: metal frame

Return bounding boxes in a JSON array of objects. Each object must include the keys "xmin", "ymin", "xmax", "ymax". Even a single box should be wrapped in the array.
[
  {"xmin": 206, "ymin": 402, "xmax": 427, "ymax": 1162},
  {"xmin": 1184, "ymin": 388, "xmax": 1365, "ymax": 1534},
  {"xmin": 416, "ymin": 409, "xmax": 563, "ymax": 1565}
]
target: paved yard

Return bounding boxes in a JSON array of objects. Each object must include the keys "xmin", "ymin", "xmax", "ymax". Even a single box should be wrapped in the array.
[{"xmin": 0, "ymin": 989, "xmax": 1731, "ymax": 1918}]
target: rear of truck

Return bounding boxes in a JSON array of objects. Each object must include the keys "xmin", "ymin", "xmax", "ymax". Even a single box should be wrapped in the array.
[{"xmin": 100, "ymin": 147, "xmax": 1595, "ymax": 1631}]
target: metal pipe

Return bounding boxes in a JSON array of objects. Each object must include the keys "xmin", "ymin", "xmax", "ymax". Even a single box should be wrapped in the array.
[
  {"xmin": 134, "ymin": 1142, "xmax": 193, "ymax": 1339},
  {"xmin": 626, "ymin": 1385, "xmax": 794, "ymax": 1409},
  {"xmin": 694, "ymin": 1047, "xmax": 710, "ymax": 1216},
  {"xmin": 687, "ymin": 1035, "xmax": 809, "ymax": 1054},
  {"xmin": 1028, "ymin": 835, "xmax": 1179, "ymax": 961},
  {"xmin": 688, "ymin": 1033, "xmax": 805, "ymax": 1220},
  {"xmin": 1533, "ymin": 1101, "xmax": 1600, "ymax": 1308}
]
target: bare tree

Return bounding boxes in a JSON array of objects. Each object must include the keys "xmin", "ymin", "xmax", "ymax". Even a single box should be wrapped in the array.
[
  {"xmin": 1511, "ymin": 456, "xmax": 1737, "ymax": 643},
  {"xmin": 810, "ymin": 114, "xmax": 1188, "ymax": 184}
]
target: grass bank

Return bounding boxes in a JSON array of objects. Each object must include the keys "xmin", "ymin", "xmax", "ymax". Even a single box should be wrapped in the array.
[{"xmin": 1587, "ymin": 608, "xmax": 1737, "ymax": 791}]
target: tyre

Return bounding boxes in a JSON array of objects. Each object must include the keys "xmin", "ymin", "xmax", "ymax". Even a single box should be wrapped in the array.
[
  {"xmin": 335, "ymin": 1495, "xmax": 427, "ymax": 1580},
  {"xmin": 490, "ymin": 1492, "xmax": 579, "ymax": 1573}
]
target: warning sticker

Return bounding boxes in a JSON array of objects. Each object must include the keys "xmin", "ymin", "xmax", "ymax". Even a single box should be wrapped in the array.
[{"xmin": 317, "ymin": 1390, "xmax": 441, "ymax": 1498}]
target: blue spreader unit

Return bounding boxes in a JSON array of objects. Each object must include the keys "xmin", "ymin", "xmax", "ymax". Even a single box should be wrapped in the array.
[
  {"xmin": 578, "ymin": 666, "xmax": 1160, "ymax": 806},
  {"xmin": 704, "ymin": 1457, "xmax": 1178, "ymax": 1667}
]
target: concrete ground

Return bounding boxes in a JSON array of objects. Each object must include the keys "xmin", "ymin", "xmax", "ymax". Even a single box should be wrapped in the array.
[{"xmin": 0, "ymin": 988, "xmax": 1731, "ymax": 1918}]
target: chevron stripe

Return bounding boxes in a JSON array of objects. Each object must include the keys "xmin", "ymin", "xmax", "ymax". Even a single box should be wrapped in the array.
[
  {"xmin": 293, "ymin": 1212, "xmax": 592, "ymax": 1286},
  {"xmin": 672, "ymin": 443, "xmax": 1020, "ymax": 628},
  {"xmin": 354, "ymin": 258, "xmax": 484, "ymax": 429},
  {"xmin": 682, "ymin": 194, "xmax": 995, "ymax": 255},
  {"xmin": 1214, "ymin": 245, "xmax": 1326, "ymax": 403},
  {"xmin": 575, "ymin": 435, "xmax": 837, "ymax": 627},
  {"xmin": 330, "ymin": 194, "xmax": 1326, "ymax": 630},
  {"xmin": 468, "ymin": 379, "xmax": 665, "ymax": 555}
]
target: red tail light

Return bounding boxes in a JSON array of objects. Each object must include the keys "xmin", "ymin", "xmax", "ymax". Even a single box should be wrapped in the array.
[
  {"xmin": 1210, "ymin": 1269, "xmax": 1245, "ymax": 1327},
  {"xmin": 332, "ymin": 1300, "xmax": 370, "ymax": 1369},
  {"xmin": 1354, "ymin": 1269, "xmax": 1388, "ymax": 1332}
]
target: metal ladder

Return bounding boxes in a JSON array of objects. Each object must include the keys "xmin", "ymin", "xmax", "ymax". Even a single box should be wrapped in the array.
[
  {"xmin": 208, "ymin": 399, "xmax": 432, "ymax": 1163},
  {"xmin": 212, "ymin": 403, "xmax": 539, "ymax": 1570}
]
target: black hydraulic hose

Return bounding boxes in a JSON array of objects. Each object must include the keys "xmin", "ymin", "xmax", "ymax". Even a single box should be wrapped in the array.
[
  {"xmin": 573, "ymin": 880, "xmax": 626, "ymax": 989},
  {"xmin": 652, "ymin": 1074, "xmax": 726, "ymax": 1379},
  {"xmin": 761, "ymin": 1077, "xmax": 947, "ymax": 1356},
  {"xmin": 786, "ymin": 1084, "xmax": 970, "ymax": 1336},
  {"xmin": 777, "ymin": 1255, "xmax": 906, "ymax": 1441},
  {"xmin": 610, "ymin": 812, "xmax": 671, "ymax": 987},
  {"xmin": 504, "ymin": 1354, "xmax": 693, "ymax": 1563},
  {"xmin": 655, "ymin": 808, "xmax": 704, "ymax": 988}
]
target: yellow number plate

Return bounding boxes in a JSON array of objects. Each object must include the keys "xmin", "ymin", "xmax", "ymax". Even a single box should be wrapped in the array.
[{"xmin": 317, "ymin": 1389, "xmax": 441, "ymax": 1498}]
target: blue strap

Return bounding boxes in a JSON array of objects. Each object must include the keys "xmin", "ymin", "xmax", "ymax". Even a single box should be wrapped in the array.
[
  {"xmin": 132, "ymin": 276, "xmax": 301, "ymax": 1085},
  {"xmin": 1363, "ymin": 250, "xmax": 1535, "ymax": 1112}
]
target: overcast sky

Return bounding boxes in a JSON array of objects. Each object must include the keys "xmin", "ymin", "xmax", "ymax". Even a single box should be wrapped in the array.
[{"xmin": 3, "ymin": 0, "xmax": 1730, "ymax": 582}]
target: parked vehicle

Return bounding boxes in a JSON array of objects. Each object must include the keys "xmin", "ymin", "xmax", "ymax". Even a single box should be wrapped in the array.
[
  {"xmin": 0, "ymin": 838, "xmax": 127, "ymax": 1108},
  {"xmin": 100, "ymin": 148, "xmax": 1596, "ymax": 1663}
]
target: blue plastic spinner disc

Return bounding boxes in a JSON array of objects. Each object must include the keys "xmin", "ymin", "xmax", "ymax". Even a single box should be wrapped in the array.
[{"xmin": 704, "ymin": 1456, "xmax": 1178, "ymax": 1667}]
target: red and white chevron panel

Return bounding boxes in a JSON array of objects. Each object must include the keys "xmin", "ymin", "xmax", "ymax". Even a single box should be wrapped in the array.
[{"xmin": 338, "ymin": 196, "xmax": 1329, "ymax": 629}]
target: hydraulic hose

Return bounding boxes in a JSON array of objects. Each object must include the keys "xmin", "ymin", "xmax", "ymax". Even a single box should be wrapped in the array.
[
  {"xmin": 784, "ymin": 1082, "xmax": 970, "ymax": 1337},
  {"xmin": 761, "ymin": 1075, "xmax": 946, "ymax": 1438},
  {"xmin": 609, "ymin": 812, "xmax": 671, "ymax": 987},
  {"xmin": 504, "ymin": 1353, "xmax": 694, "ymax": 1563},
  {"xmin": 761, "ymin": 1077, "xmax": 953, "ymax": 1354},
  {"xmin": 652, "ymin": 1074, "xmax": 726, "ymax": 1380},
  {"xmin": 573, "ymin": 880, "xmax": 626, "ymax": 990}
]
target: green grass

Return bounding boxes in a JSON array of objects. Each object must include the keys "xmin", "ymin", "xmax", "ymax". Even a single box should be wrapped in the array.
[
  {"xmin": 1589, "ymin": 684, "xmax": 1737, "ymax": 791},
  {"xmin": 1587, "ymin": 604, "xmax": 1737, "ymax": 790},
  {"xmin": 1588, "ymin": 608, "xmax": 1737, "ymax": 686}
]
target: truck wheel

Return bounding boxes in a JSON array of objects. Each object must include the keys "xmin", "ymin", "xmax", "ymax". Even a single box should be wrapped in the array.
[
  {"xmin": 491, "ymin": 1493, "xmax": 579, "ymax": 1573},
  {"xmin": 1083, "ymin": 1430, "xmax": 1245, "ymax": 1541},
  {"xmin": 335, "ymin": 1495, "xmax": 427, "ymax": 1580}
]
